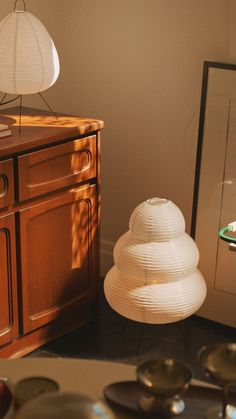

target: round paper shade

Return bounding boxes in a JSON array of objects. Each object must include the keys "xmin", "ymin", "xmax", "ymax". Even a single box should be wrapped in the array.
[
  {"xmin": 129, "ymin": 198, "xmax": 185, "ymax": 242},
  {"xmin": 104, "ymin": 198, "xmax": 207, "ymax": 324},
  {"xmin": 104, "ymin": 266, "xmax": 206, "ymax": 324},
  {"xmin": 0, "ymin": 11, "xmax": 60, "ymax": 94},
  {"xmin": 114, "ymin": 232, "xmax": 199, "ymax": 283}
]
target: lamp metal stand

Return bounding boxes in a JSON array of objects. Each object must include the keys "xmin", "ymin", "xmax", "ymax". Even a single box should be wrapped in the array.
[
  {"xmin": 0, "ymin": 92, "xmax": 59, "ymax": 132},
  {"xmin": 38, "ymin": 92, "xmax": 59, "ymax": 121},
  {"xmin": 120, "ymin": 318, "xmax": 146, "ymax": 357}
]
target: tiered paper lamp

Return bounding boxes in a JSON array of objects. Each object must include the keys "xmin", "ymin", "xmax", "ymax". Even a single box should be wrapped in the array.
[{"xmin": 104, "ymin": 198, "xmax": 207, "ymax": 324}]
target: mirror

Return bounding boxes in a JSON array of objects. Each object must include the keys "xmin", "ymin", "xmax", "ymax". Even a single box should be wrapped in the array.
[{"xmin": 191, "ymin": 61, "xmax": 236, "ymax": 328}]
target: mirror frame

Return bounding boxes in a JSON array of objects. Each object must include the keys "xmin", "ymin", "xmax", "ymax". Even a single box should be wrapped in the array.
[{"xmin": 191, "ymin": 60, "xmax": 236, "ymax": 238}]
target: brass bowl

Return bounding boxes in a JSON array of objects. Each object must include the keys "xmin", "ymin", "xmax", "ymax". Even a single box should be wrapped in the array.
[
  {"xmin": 198, "ymin": 343, "xmax": 236, "ymax": 384},
  {"xmin": 198, "ymin": 343, "xmax": 236, "ymax": 419},
  {"xmin": 137, "ymin": 358, "xmax": 192, "ymax": 397},
  {"xmin": 136, "ymin": 359, "xmax": 192, "ymax": 415},
  {"xmin": 14, "ymin": 392, "xmax": 114, "ymax": 419},
  {"xmin": 0, "ymin": 379, "xmax": 14, "ymax": 419}
]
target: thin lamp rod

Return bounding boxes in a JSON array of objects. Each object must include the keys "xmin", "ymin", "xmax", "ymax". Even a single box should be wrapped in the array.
[
  {"xmin": 0, "ymin": 94, "xmax": 7, "ymax": 105},
  {"xmin": 0, "ymin": 94, "xmax": 21, "ymax": 106},
  {"xmin": 14, "ymin": 0, "xmax": 26, "ymax": 11},
  {"xmin": 19, "ymin": 95, "xmax": 22, "ymax": 133},
  {"xmin": 38, "ymin": 92, "xmax": 59, "ymax": 120}
]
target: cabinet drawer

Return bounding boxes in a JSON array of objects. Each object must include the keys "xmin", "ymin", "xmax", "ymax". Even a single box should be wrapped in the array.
[
  {"xmin": 0, "ymin": 159, "xmax": 14, "ymax": 210},
  {"xmin": 18, "ymin": 135, "xmax": 97, "ymax": 201}
]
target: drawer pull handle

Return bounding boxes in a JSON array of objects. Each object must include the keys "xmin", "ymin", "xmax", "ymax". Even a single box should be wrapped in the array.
[{"xmin": 0, "ymin": 174, "xmax": 8, "ymax": 198}]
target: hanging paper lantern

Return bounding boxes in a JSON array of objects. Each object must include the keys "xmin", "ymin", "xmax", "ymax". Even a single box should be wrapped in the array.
[
  {"xmin": 104, "ymin": 198, "xmax": 207, "ymax": 324},
  {"xmin": 0, "ymin": 8, "xmax": 60, "ymax": 95}
]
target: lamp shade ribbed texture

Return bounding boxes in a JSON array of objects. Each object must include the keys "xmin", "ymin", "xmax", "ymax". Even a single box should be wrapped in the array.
[
  {"xmin": 0, "ymin": 11, "xmax": 60, "ymax": 94},
  {"xmin": 104, "ymin": 198, "xmax": 207, "ymax": 324}
]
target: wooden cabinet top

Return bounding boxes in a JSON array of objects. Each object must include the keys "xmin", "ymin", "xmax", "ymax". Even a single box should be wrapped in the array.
[{"xmin": 0, "ymin": 107, "xmax": 104, "ymax": 158}]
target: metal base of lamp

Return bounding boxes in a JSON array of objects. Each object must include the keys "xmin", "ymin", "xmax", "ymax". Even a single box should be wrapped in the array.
[{"xmin": 0, "ymin": 93, "xmax": 58, "ymax": 132}]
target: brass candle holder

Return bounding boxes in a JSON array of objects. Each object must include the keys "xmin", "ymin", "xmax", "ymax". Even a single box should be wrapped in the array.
[
  {"xmin": 136, "ymin": 358, "xmax": 192, "ymax": 416},
  {"xmin": 198, "ymin": 343, "xmax": 236, "ymax": 419}
]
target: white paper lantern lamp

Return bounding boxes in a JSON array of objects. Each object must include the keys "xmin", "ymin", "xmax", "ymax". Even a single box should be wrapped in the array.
[
  {"xmin": 0, "ymin": 0, "xmax": 60, "ymax": 121},
  {"xmin": 104, "ymin": 198, "xmax": 207, "ymax": 324}
]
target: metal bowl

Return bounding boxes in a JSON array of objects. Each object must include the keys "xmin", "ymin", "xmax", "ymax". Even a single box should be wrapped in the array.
[
  {"xmin": 0, "ymin": 378, "xmax": 14, "ymax": 419},
  {"xmin": 137, "ymin": 358, "xmax": 192, "ymax": 397},
  {"xmin": 198, "ymin": 343, "xmax": 236, "ymax": 419},
  {"xmin": 198, "ymin": 343, "xmax": 236, "ymax": 384},
  {"xmin": 14, "ymin": 392, "xmax": 114, "ymax": 419}
]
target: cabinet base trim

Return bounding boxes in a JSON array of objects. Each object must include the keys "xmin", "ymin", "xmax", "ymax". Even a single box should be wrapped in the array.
[{"xmin": 0, "ymin": 301, "xmax": 97, "ymax": 358}]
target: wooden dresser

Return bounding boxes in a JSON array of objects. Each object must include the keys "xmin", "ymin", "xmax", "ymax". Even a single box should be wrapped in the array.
[{"xmin": 0, "ymin": 107, "xmax": 104, "ymax": 358}]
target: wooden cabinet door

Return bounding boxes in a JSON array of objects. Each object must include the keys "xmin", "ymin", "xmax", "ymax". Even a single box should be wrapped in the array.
[
  {"xmin": 0, "ymin": 213, "xmax": 19, "ymax": 347},
  {"xmin": 19, "ymin": 184, "xmax": 98, "ymax": 333}
]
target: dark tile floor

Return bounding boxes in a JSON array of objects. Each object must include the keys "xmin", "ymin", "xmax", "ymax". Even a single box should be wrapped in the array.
[{"xmin": 27, "ymin": 281, "xmax": 236, "ymax": 382}]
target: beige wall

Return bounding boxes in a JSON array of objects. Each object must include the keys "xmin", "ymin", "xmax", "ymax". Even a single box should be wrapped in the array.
[{"xmin": 0, "ymin": 0, "xmax": 231, "ymax": 275}]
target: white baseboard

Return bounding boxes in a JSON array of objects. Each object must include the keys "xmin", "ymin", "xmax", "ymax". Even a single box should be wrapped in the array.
[{"xmin": 100, "ymin": 238, "xmax": 114, "ymax": 278}]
